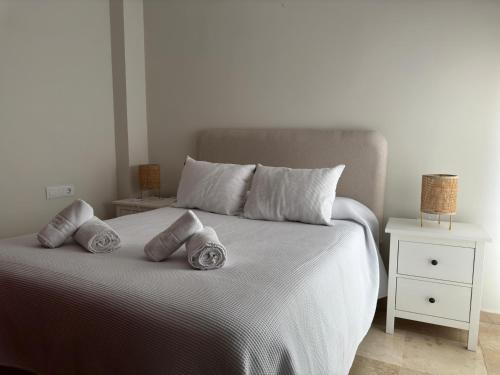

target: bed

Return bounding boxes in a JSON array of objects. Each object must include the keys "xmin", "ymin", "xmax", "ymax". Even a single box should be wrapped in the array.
[{"xmin": 0, "ymin": 129, "xmax": 388, "ymax": 375}]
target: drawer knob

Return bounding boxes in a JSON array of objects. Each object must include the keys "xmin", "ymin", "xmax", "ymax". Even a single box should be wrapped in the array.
[
  {"xmin": 429, "ymin": 297, "xmax": 436, "ymax": 304},
  {"xmin": 431, "ymin": 259, "xmax": 438, "ymax": 266}
]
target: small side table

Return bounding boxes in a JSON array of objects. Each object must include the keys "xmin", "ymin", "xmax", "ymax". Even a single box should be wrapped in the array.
[
  {"xmin": 385, "ymin": 217, "xmax": 490, "ymax": 351},
  {"xmin": 112, "ymin": 197, "xmax": 176, "ymax": 217}
]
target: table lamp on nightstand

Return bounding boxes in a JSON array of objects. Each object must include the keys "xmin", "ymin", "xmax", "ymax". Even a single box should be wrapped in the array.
[
  {"xmin": 139, "ymin": 164, "xmax": 161, "ymax": 199},
  {"xmin": 420, "ymin": 174, "xmax": 458, "ymax": 230}
]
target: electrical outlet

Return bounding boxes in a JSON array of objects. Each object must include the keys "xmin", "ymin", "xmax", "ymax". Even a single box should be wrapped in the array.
[{"xmin": 46, "ymin": 185, "xmax": 75, "ymax": 200}]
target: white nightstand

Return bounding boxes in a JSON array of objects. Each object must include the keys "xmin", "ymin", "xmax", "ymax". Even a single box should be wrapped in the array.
[
  {"xmin": 385, "ymin": 217, "xmax": 490, "ymax": 351},
  {"xmin": 112, "ymin": 197, "xmax": 176, "ymax": 217}
]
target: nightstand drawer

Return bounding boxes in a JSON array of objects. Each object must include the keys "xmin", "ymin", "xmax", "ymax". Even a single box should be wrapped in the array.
[
  {"xmin": 398, "ymin": 241, "xmax": 474, "ymax": 283},
  {"xmin": 396, "ymin": 278, "xmax": 471, "ymax": 322},
  {"xmin": 116, "ymin": 207, "xmax": 144, "ymax": 216},
  {"xmin": 113, "ymin": 198, "xmax": 177, "ymax": 218}
]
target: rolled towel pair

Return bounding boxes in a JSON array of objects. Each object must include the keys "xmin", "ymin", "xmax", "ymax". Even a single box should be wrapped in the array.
[
  {"xmin": 144, "ymin": 210, "xmax": 203, "ymax": 261},
  {"xmin": 37, "ymin": 200, "xmax": 120, "ymax": 254},
  {"xmin": 144, "ymin": 210, "xmax": 227, "ymax": 270},
  {"xmin": 38, "ymin": 199, "xmax": 94, "ymax": 248}
]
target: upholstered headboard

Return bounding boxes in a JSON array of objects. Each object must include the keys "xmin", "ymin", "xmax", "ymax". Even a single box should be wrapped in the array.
[{"xmin": 197, "ymin": 129, "xmax": 388, "ymax": 224}]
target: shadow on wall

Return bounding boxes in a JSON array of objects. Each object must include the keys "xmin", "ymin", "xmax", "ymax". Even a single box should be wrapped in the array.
[{"xmin": 129, "ymin": 165, "xmax": 140, "ymax": 198}]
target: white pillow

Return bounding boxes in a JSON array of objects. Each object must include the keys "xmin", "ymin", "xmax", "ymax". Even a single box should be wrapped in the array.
[
  {"xmin": 243, "ymin": 164, "xmax": 345, "ymax": 225},
  {"xmin": 176, "ymin": 156, "xmax": 256, "ymax": 215}
]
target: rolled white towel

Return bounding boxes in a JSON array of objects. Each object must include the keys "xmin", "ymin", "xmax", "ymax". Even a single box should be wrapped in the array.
[
  {"xmin": 185, "ymin": 227, "xmax": 227, "ymax": 270},
  {"xmin": 144, "ymin": 210, "xmax": 203, "ymax": 262},
  {"xmin": 37, "ymin": 199, "xmax": 94, "ymax": 248},
  {"xmin": 74, "ymin": 217, "xmax": 121, "ymax": 253}
]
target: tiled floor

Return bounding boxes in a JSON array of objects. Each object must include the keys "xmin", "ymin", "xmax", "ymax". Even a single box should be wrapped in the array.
[{"xmin": 351, "ymin": 310, "xmax": 500, "ymax": 375}]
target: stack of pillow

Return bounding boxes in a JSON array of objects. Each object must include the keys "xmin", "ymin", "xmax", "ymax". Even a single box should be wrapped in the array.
[{"xmin": 176, "ymin": 156, "xmax": 345, "ymax": 226}]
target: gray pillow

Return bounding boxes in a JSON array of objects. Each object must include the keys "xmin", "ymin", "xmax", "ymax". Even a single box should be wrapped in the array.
[
  {"xmin": 243, "ymin": 164, "xmax": 345, "ymax": 225},
  {"xmin": 176, "ymin": 156, "xmax": 256, "ymax": 215}
]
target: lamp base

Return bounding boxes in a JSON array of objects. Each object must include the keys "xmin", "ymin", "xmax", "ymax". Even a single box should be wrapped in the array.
[
  {"xmin": 139, "ymin": 189, "xmax": 161, "ymax": 200},
  {"xmin": 420, "ymin": 212, "xmax": 453, "ymax": 230}
]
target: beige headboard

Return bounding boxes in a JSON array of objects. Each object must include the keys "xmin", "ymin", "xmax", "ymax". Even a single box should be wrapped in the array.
[{"xmin": 197, "ymin": 128, "xmax": 388, "ymax": 224}]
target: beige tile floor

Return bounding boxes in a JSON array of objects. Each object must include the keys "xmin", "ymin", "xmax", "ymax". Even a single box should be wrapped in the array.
[{"xmin": 350, "ymin": 310, "xmax": 500, "ymax": 375}]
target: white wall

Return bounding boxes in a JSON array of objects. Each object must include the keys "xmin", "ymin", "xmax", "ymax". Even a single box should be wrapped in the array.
[
  {"xmin": 0, "ymin": 0, "xmax": 117, "ymax": 238},
  {"xmin": 110, "ymin": 0, "xmax": 149, "ymax": 198},
  {"xmin": 144, "ymin": 0, "xmax": 500, "ymax": 311},
  {"xmin": 123, "ymin": 0, "xmax": 149, "ymax": 167}
]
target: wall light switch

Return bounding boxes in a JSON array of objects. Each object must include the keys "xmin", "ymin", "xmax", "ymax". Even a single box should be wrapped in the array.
[{"xmin": 46, "ymin": 185, "xmax": 75, "ymax": 200}]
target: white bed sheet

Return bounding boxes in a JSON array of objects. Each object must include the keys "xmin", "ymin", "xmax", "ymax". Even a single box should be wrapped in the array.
[{"xmin": 0, "ymin": 203, "xmax": 383, "ymax": 375}]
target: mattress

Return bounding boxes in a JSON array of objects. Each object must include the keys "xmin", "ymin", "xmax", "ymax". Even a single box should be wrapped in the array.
[{"xmin": 0, "ymin": 206, "xmax": 381, "ymax": 375}]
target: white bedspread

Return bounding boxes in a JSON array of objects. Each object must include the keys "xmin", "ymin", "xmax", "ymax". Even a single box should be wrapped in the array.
[{"xmin": 0, "ymin": 204, "xmax": 383, "ymax": 375}]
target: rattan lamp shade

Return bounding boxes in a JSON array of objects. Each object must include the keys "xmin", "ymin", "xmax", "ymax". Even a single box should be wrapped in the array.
[
  {"xmin": 420, "ymin": 174, "xmax": 458, "ymax": 215},
  {"xmin": 139, "ymin": 164, "xmax": 160, "ymax": 196},
  {"xmin": 420, "ymin": 174, "xmax": 458, "ymax": 229}
]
